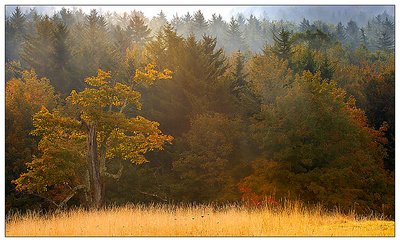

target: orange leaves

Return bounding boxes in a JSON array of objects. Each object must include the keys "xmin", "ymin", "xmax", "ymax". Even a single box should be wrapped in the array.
[
  {"xmin": 133, "ymin": 63, "xmax": 173, "ymax": 87},
  {"xmin": 84, "ymin": 69, "xmax": 112, "ymax": 87}
]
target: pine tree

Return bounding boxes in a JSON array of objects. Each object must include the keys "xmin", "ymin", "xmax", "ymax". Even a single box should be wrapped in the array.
[
  {"xmin": 51, "ymin": 21, "xmax": 74, "ymax": 93},
  {"xmin": 377, "ymin": 31, "xmax": 394, "ymax": 50},
  {"xmin": 299, "ymin": 18, "xmax": 310, "ymax": 32},
  {"xmin": 301, "ymin": 47, "xmax": 316, "ymax": 74},
  {"xmin": 193, "ymin": 10, "xmax": 208, "ymax": 40},
  {"xmin": 6, "ymin": 7, "xmax": 26, "ymax": 61},
  {"xmin": 244, "ymin": 14, "xmax": 264, "ymax": 52},
  {"xmin": 149, "ymin": 10, "xmax": 168, "ymax": 36},
  {"xmin": 345, "ymin": 20, "xmax": 360, "ymax": 50},
  {"xmin": 231, "ymin": 50, "xmax": 247, "ymax": 95},
  {"xmin": 335, "ymin": 22, "xmax": 346, "ymax": 43},
  {"xmin": 181, "ymin": 12, "xmax": 193, "ymax": 37},
  {"xmin": 226, "ymin": 17, "xmax": 247, "ymax": 53},
  {"xmin": 127, "ymin": 14, "xmax": 151, "ymax": 45},
  {"xmin": 20, "ymin": 15, "xmax": 55, "ymax": 77},
  {"xmin": 319, "ymin": 53, "xmax": 334, "ymax": 81},
  {"xmin": 360, "ymin": 28, "xmax": 368, "ymax": 48},
  {"xmin": 208, "ymin": 14, "xmax": 227, "ymax": 48},
  {"xmin": 272, "ymin": 27, "xmax": 293, "ymax": 61}
]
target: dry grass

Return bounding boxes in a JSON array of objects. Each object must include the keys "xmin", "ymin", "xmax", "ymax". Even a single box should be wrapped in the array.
[{"xmin": 5, "ymin": 202, "xmax": 394, "ymax": 237}]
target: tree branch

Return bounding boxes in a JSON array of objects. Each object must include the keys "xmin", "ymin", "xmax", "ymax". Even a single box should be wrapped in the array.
[
  {"xmin": 103, "ymin": 164, "xmax": 124, "ymax": 180},
  {"xmin": 137, "ymin": 190, "xmax": 168, "ymax": 202},
  {"xmin": 59, "ymin": 185, "xmax": 86, "ymax": 208}
]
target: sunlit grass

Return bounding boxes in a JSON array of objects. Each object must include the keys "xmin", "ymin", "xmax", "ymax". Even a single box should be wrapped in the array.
[{"xmin": 5, "ymin": 202, "xmax": 394, "ymax": 236}]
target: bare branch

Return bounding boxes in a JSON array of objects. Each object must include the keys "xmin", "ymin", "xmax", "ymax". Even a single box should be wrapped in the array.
[
  {"xmin": 104, "ymin": 165, "xmax": 124, "ymax": 180},
  {"xmin": 137, "ymin": 190, "xmax": 168, "ymax": 202},
  {"xmin": 58, "ymin": 185, "xmax": 86, "ymax": 208}
]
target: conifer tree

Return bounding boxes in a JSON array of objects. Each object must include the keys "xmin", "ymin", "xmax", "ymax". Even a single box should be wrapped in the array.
[
  {"xmin": 192, "ymin": 10, "xmax": 208, "ymax": 40},
  {"xmin": 127, "ymin": 14, "xmax": 151, "ymax": 45},
  {"xmin": 335, "ymin": 22, "xmax": 346, "ymax": 43},
  {"xmin": 226, "ymin": 17, "xmax": 247, "ymax": 53},
  {"xmin": 272, "ymin": 27, "xmax": 294, "ymax": 62},
  {"xmin": 6, "ymin": 7, "xmax": 26, "ymax": 61}
]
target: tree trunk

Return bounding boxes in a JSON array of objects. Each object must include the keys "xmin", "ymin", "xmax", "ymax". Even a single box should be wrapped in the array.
[{"xmin": 87, "ymin": 123, "xmax": 104, "ymax": 208}]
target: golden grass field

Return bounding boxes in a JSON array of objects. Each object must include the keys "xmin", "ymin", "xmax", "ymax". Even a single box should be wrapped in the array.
[{"xmin": 5, "ymin": 202, "xmax": 394, "ymax": 237}]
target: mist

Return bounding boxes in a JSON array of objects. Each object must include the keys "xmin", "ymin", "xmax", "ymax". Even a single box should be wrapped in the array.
[{"xmin": 5, "ymin": 5, "xmax": 395, "ymax": 221}]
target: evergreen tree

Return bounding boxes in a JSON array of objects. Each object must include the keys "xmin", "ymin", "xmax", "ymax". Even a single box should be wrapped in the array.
[
  {"xmin": 208, "ymin": 14, "xmax": 228, "ymax": 48},
  {"xmin": 335, "ymin": 22, "xmax": 346, "ymax": 43},
  {"xmin": 231, "ymin": 50, "xmax": 247, "ymax": 95},
  {"xmin": 51, "ymin": 21, "xmax": 74, "ymax": 93},
  {"xmin": 149, "ymin": 10, "xmax": 168, "ymax": 36},
  {"xmin": 181, "ymin": 12, "xmax": 193, "ymax": 37},
  {"xmin": 360, "ymin": 28, "xmax": 368, "ymax": 48},
  {"xmin": 345, "ymin": 20, "xmax": 360, "ymax": 50},
  {"xmin": 272, "ymin": 27, "xmax": 293, "ymax": 61},
  {"xmin": 244, "ymin": 14, "xmax": 264, "ymax": 52},
  {"xmin": 299, "ymin": 18, "xmax": 310, "ymax": 32},
  {"xmin": 59, "ymin": 7, "xmax": 75, "ymax": 26},
  {"xmin": 377, "ymin": 31, "xmax": 394, "ymax": 50},
  {"xmin": 301, "ymin": 47, "xmax": 317, "ymax": 74},
  {"xmin": 319, "ymin": 53, "xmax": 334, "ymax": 81},
  {"xmin": 6, "ymin": 7, "xmax": 26, "ymax": 61},
  {"xmin": 226, "ymin": 17, "xmax": 247, "ymax": 53},
  {"xmin": 20, "ymin": 15, "xmax": 55, "ymax": 78},
  {"xmin": 76, "ymin": 9, "xmax": 116, "ymax": 79},
  {"xmin": 127, "ymin": 14, "xmax": 151, "ymax": 45},
  {"xmin": 192, "ymin": 10, "xmax": 208, "ymax": 40}
]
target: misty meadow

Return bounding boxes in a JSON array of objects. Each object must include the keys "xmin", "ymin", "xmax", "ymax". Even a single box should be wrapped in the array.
[{"xmin": 5, "ymin": 5, "xmax": 395, "ymax": 236}]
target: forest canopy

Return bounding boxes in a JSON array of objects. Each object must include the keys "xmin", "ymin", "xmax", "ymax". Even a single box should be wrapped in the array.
[{"xmin": 5, "ymin": 6, "xmax": 395, "ymax": 217}]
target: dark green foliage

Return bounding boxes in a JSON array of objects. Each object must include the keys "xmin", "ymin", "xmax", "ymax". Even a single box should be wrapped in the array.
[
  {"xmin": 377, "ymin": 31, "xmax": 394, "ymax": 50},
  {"xmin": 244, "ymin": 72, "xmax": 393, "ymax": 216},
  {"xmin": 299, "ymin": 18, "xmax": 311, "ymax": 32},
  {"xmin": 272, "ymin": 27, "xmax": 294, "ymax": 61},
  {"xmin": 319, "ymin": 53, "xmax": 334, "ymax": 81},
  {"xmin": 172, "ymin": 113, "xmax": 251, "ymax": 202}
]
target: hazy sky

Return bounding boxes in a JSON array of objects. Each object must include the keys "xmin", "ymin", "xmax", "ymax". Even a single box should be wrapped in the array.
[{"xmin": 5, "ymin": 5, "xmax": 394, "ymax": 24}]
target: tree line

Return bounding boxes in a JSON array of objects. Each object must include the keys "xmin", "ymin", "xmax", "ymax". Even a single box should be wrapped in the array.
[{"xmin": 5, "ymin": 7, "xmax": 395, "ymax": 217}]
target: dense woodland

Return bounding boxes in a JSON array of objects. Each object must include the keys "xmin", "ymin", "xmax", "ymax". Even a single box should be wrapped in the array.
[{"xmin": 5, "ymin": 7, "xmax": 395, "ymax": 217}]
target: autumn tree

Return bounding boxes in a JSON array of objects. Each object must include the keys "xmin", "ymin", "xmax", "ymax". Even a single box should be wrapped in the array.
[
  {"xmin": 242, "ymin": 71, "xmax": 393, "ymax": 215},
  {"xmin": 173, "ymin": 113, "xmax": 250, "ymax": 202},
  {"xmin": 248, "ymin": 47, "xmax": 293, "ymax": 105},
  {"xmin": 15, "ymin": 65, "xmax": 173, "ymax": 209},
  {"xmin": 6, "ymin": 69, "xmax": 58, "ymax": 211}
]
